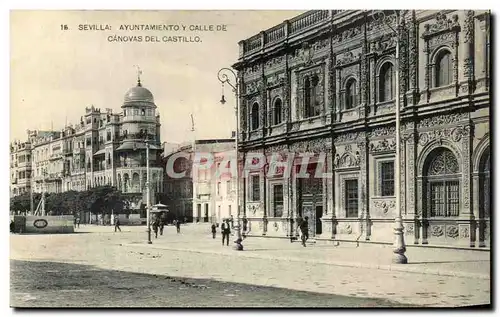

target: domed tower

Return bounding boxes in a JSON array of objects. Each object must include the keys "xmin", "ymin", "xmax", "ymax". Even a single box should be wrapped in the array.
[{"xmin": 115, "ymin": 73, "xmax": 163, "ymax": 207}]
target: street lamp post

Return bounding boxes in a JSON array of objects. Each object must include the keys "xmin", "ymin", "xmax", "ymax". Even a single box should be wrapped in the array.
[
  {"xmin": 373, "ymin": 10, "xmax": 408, "ymax": 264},
  {"xmin": 146, "ymin": 140, "xmax": 152, "ymax": 244},
  {"xmin": 217, "ymin": 67, "xmax": 243, "ymax": 251}
]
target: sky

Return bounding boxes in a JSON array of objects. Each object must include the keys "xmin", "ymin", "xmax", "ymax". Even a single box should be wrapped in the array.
[{"xmin": 10, "ymin": 10, "xmax": 304, "ymax": 144}]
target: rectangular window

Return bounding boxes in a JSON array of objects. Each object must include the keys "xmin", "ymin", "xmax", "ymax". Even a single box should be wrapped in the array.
[
  {"xmin": 228, "ymin": 205, "xmax": 232, "ymax": 217},
  {"xmin": 106, "ymin": 131, "xmax": 111, "ymax": 141},
  {"xmin": 226, "ymin": 180, "xmax": 232, "ymax": 195},
  {"xmin": 251, "ymin": 175, "xmax": 260, "ymax": 201},
  {"xmin": 429, "ymin": 181, "xmax": 459, "ymax": 217},
  {"xmin": 380, "ymin": 161, "xmax": 395, "ymax": 196},
  {"xmin": 273, "ymin": 184, "xmax": 284, "ymax": 217},
  {"xmin": 217, "ymin": 182, "xmax": 221, "ymax": 195},
  {"xmin": 345, "ymin": 179, "xmax": 358, "ymax": 218}
]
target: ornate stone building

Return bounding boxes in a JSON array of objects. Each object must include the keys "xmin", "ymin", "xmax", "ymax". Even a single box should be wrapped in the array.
[
  {"xmin": 10, "ymin": 76, "xmax": 164, "ymax": 220},
  {"xmin": 233, "ymin": 10, "xmax": 490, "ymax": 248}
]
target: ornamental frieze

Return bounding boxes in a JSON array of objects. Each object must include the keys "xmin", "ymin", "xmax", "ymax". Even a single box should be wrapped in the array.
[
  {"xmin": 264, "ymin": 144, "xmax": 288, "ymax": 155},
  {"xmin": 336, "ymin": 51, "xmax": 361, "ymax": 67},
  {"xmin": 417, "ymin": 113, "xmax": 468, "ymax": 128},
  {"xmin": 288, "ymin": 139, "xmax": 328, "ymax": 153},
  {"xmin": 417, "ymin": 126, "xmax": 469, "ymax": 146},
  {"xmin": 428, "ymin": 32, "xmax": 456, "ymax": 48},
  {"xmin": 368, "ymin": 126, "xmax": 395, "ymax": 138},
  {"xmin": 334, "ymin": 132, "xmax": 359, "ymax": 144},
  {"xmin": 369, "ymin": 138, "xmax": 396, "ymax": 153},
  {"xmin": 332, "ymin": 25, "xmax": 363, "ymax": 44},
  {"xmin": 264, "ymin": 56, "xmax": 284, "ymax": 71},
  {"xmin": 338, "ymin": 223, "xmax": 353, "ymax": 234},
  {"xmin": 312, "ymin": 38, "xmax": 330, "ymax": 51},
  {"xmin": 422, "ymin": 11, "xmax": 460, "ymax": 38}
]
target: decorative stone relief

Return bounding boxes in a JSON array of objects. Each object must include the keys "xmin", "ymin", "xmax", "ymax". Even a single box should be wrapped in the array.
[
  {"xmin": 336, "ymin": 51, "xmax": 361, "ymax": 67},
  {"xmin": 289, "ymin": 138, "xmax": 328, "ymax": 154},
  {"xmin": 334, "ymin": 132, "xmax": 359, "ymax": 143},
  {"xmin": 431, "ymin": 225, "xmax": 444, "ymax": 237},
  {"xmin": 369, "ymin": 34, "xmax": 396, "ymax": 55},
  {"xmin": 446, "ymin": 225, "xmax": 459, "ymax": 238},
  {"xmin": 332, "ymin": 25, "xmax": 363, "ymax": 44},
  {"xmin": 417, "ymin": 113, "xmax": 468, "ymax": 128},
  {"xmin": 374, "ymin": 200, "xmax": 395, "ymax": 214},
  {"xmin": 368, "ymin": 126, "xmax": 395, "ymax": 138},
  {"xmin": 334, "ymin": 153, "xmax": 359, "ymax": 169},
  {"xmin": 299, "ymin": 42, "xmax": 314, "ymax": 66},
  {"xmin": 459, "ymin": 226, "xmax": 469, "ymax": 238},
  {"xmin": 266, "ymin": 73, "xmax": 285, "ymax": 88},
  {"xmin": 421, "ymin": 11, "xmax": 460, "ymax": 38},
  {"xmin": 370, "ymin": 139, "xmax": 396, "ymax": 153},
  {"xmin": 406, "ymin": 223, "xmax": 414, "ymax": 235},
  {"xmin": 245, "ymin": 80, "xmax": 263, "ymax": 96},
  {"xmin": 339, "ymin": 223, "xmax": 353, "ymax": 234},
  {"xmin": 273, "ymin": 222, "xmax": 279, "ymax": 231},
  {"xmin": 244, "ymin": 64, "xmax": 261, "ymax": 77},
  {"xmin": 264, "ymin": 56, "xmax": 284, "ymax": 71}
]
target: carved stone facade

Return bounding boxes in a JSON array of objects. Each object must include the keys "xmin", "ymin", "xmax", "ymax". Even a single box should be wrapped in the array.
[{"xmin": 233, "ymin": 10, "xmax": 490, "ymax": 248}]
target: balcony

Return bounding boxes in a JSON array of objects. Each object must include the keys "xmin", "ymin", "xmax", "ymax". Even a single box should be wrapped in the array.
[
  {"xmin": 240, "ymin": 10, "xmax": 339, "ymax": 57},
  {"xmin": 11, "ymin": 178, "xmax": 17, "ymax": 184},
  {"xmin": 49, "ymin": 153, "xmax": 63, "ymax": 161},
  {"xmin": 196, "ymin": 182, "xmax": 211, "ymax": 196},
  {"xmin": 119, "ymin": 133, "xmax": 157, "ymax": 142}
]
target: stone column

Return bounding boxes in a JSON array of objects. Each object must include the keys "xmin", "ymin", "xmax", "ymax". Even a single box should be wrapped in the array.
[
  {"xmin": 461, "ymin": 10, "xmax": 475, "ymax": 95},
  {"xmin": 459, "ymin": 125, "xmax": 473, "ymax": 247},
  {"xmin": 472, "ymin": 173, "xmax": 480, "ymax": 247},
  {"xmin": 357, "ymin": 136, "xmax": 369, "ymax": 240}
]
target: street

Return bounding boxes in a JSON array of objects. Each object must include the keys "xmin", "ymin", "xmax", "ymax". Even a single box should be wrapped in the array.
[{"xmin": 10, "ymin": 224, "xmax": 491, "ymax": 308}]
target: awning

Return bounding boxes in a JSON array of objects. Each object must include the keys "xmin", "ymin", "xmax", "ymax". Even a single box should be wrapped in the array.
[
  {"xmin": 116, "ymin": 142, "xmax": 161, "ymax": 152},
  {"xmin": 93, "ymin": 149, "xmax": 106, "ymax": 156}
]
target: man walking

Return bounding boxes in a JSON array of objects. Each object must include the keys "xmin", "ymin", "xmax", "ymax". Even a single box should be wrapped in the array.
[
  {"xmin": 221, "ymin": 219, "xmax": 231, "ymax": 246},
  {"xmin": 114, "ymin": 217, "xmax": 121, "ymax": 232},
  {"xmin": 152, "ymin": 219, "xmax": 159, "ymax": 238},
  {"xmin": 176, "ymin": 219, "xmax": 181, "ymax": 234},
  {"xmin": 299, "ymin": 216, "xmax": 309, "ymax": 247},
  {"xmin": 159, "ymin": 217, "xmax": 165, "ymax": 236},
  {"xmin": 211, "ymin": 223, "xmax": 217, "ymax": 239}
]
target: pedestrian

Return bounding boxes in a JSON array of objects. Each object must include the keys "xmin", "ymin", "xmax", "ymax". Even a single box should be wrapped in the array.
[
  {"xmin": 77, "ymin": 218, "xmax": 80, "ymax": 229},
  {"xmin": 299, "ymin": 216, "xmax": 309, "ymax": 247},
  {"xmin": 114, "ymin": 217, "xmax": 121, "ymax": 232},
  {"xmin": 176, "ymin": 219, "xmax": 181, "ymax": 234},
  {"xmin": 159, "ymin": 217, "xmax": 165, "ymax": 236},
  {"xmin": 10, "ymin": 220, "xmax": 15, "ymax": 233},
  {"xmin": 152, "ymin": 219, "xmax": 159, "ymax": 238},
  {"xmin": 221, "ymin": 219, "xmax": 231, "ymax": 246},
  {"xmin": 74, "ymin": 217, "xmax": 77, "ymax": 229},
  {"xmin": 211, "ymin": 223, "xmax": 217, "ymax": 239}
]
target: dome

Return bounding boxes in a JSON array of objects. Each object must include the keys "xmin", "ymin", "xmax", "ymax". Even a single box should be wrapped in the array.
[{"xmin": 124, "ymin": 81, "xmax": 154, "ymax": 104}]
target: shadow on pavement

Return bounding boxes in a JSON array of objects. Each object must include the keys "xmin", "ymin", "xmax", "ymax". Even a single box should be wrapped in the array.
[{"xmin": 10, "ymin": 259, "xmax": 410, "ymax": 308}]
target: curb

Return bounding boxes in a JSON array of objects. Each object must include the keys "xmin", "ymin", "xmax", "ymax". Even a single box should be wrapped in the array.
[{"xmin": 121, "ymin": 243, "xmax": 490, "ymax": 280}]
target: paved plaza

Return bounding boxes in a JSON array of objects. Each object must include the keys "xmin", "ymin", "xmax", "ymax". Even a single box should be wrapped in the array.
[{"xmin": 10, "ymin": 224, "xmax": 491, "ymax": 307}]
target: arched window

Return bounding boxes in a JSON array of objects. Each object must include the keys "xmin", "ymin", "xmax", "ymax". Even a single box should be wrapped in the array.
[
  {"xmin": 424, "ymin": 148, "xmax": 460, "ymax": 218},
  {"xmin": 251, "ymin": 102, "xmax": 259, "ymax": 130},
  {"xmin": 435, "ymin": 50, "xmax": 453, "ymax": 87},
  {"xmin": 273, "ymin": 98, "xmax": 282, "ymax": 125},
  {"xmin": 379, "ymin": 62, "xmax": 395, "ymax": 102},
  {"xmin": 345, "ymin": 79, "xmax": 358, "ymax": 109}
]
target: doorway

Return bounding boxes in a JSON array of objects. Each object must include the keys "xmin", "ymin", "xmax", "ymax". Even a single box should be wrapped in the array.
[
  {"xmin": 197, "ymin": 204, "xmax": 201, "ymax": 223},
  {"xmin": 297, "ymin": 167, "xmax": 323, "ymax": 238},
  {"xmin": 204, "ymin": 204, "xmax": 209, "ymax": 222}
]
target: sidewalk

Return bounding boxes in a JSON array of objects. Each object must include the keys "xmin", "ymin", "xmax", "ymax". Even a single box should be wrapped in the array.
[{"xmin": 123, "ymin": 225, "xmax": 490, "ymax": 280}]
